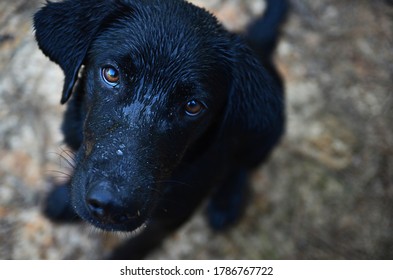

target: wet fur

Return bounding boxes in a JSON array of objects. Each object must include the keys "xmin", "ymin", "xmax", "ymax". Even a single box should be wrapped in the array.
[{"xmin": 34, "ymin": 0, "xmax": 287, "ymax": 259}]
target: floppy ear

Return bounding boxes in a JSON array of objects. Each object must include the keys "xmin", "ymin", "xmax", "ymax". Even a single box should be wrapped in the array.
[
  {"xmin": 33, "ymin": 0, "xmax": 124, "ymax": 104},
  {"xmin": 224, "ymin": 40, "xmax": 285, "ymax": 168}
]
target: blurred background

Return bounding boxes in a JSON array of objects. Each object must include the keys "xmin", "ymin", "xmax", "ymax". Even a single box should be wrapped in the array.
[{"xmin": 0, "ymin": 0, "xmax": 392, "ymax": 259}]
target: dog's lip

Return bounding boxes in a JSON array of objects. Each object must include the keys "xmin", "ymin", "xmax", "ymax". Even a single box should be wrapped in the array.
[{"xmin": 84, "ymin": 212, "xmax": 147, "ymax": 232}]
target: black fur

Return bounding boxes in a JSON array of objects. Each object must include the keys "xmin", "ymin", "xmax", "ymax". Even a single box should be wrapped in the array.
[{"xmin": 34, "ymin": 0, "xmax": 287, "ymax": 259}]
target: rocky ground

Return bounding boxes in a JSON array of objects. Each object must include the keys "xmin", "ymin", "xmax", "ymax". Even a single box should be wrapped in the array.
[{"xmin": 0, "ymin": 0, "xmax": 392, "ymax": 259}]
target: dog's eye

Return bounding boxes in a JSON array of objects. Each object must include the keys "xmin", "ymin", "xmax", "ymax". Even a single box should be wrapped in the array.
[
  {"xmin": 102, "ymin": 66, "xmax": 120, "ymax": 86},
  {"xmin": 184, "ymin": 100, "xmax": 205, "ymax": 116}
]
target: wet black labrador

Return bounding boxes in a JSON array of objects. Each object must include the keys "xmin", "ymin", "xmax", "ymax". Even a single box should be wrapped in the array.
[{"xmin": 34, "ymin": 0, "xmax": 287, "ymax": 259}]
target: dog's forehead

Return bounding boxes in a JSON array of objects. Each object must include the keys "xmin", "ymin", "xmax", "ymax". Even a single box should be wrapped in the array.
[{"xmin": 91, "ymin": 1, "xmax": 227, "ymax": 69}]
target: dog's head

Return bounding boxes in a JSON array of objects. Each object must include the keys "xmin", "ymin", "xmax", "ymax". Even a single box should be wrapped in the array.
[{"xmin": 34, "ymin": 0, "xmax": 283, "ymax": 231}]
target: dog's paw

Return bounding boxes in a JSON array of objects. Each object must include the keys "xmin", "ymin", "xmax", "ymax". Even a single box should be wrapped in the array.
[
  {"xmin": 207, "ymin": 171, "xmax": 250, "ymax": 231},
  {"xmin": 43, "ymin": 184, "xmax": 80, "ymax": 223},
  {"xmin": 207, "ymin": 197, "xmax": 246, "ymax": 231}
]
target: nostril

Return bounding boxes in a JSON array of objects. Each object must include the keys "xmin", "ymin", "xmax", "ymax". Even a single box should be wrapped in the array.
[
  {"xmin": 86, "ymin": 185, "xmax": 114, "ymax": 219},
  {"xmin": 87, "ymin": 197, "xmax": 107, "ymax": 218},
  {"xmin": 88, "ymin": 198, "xmax": 101, "ymax": 209}
]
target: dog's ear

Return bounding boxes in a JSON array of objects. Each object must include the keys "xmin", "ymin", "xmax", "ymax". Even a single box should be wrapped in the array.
[
  {"xmin": 223, "ymin": 40, "xmax": 285, "ymax": 167},
  {"xmin": 33, "ymin": 0, "xmax": 124, "ymax": 104}
]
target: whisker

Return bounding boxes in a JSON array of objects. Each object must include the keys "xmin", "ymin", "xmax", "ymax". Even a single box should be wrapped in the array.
[
  {"xmin": 58, "ymin": 153, "xmax": 75, "ymax": 169},
  {"xmin": 60, "ymin": 147, "xmax": 76, "ymax": 158},
  {"xmin": 46, "ymin": 170, "xmax": 72, "ymax": 181},
  {"xmin": 47, "ymin": 169, "xmax": 72, "ymax": 177}
]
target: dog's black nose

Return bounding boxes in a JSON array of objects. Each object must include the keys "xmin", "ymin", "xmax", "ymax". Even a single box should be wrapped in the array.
[{"xmin": 86, "ymin": 181, "xmax": 130, "ymax": 224}]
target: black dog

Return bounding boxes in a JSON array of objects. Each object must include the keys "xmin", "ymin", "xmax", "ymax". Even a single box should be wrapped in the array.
[{"xmin": 34, "ymin": 0, "xmax": 287, "ymax": 259}]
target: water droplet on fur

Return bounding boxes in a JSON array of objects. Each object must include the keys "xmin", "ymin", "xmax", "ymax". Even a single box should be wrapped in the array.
[{"xmin": 116, "ymin": 149, "xmax": 124, "ymax": 156}]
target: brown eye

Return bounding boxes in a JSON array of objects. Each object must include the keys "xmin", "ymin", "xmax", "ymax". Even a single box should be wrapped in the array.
[
  {"xmin": 102, "ymin": 66, "xmax": 120, "ymax": 86},
  {"xmin": 185, "ymin": 100, "xmax": 205, "ymax": 116}
]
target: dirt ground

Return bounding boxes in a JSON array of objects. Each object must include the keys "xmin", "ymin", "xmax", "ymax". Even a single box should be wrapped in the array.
[{"xmin": 0, "ymin": 0, "xmax": 392, "ymax": 259}]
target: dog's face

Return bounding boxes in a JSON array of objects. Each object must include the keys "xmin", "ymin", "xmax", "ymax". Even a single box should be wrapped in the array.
[
  {"xmin": 34, "ymin": 0, "xmax": 283, "ymax": 232},
  {"xmin": 35, "ymin": 0, "xmax": 234, "ymax": 231},
  {"xmin": 74, "ymin": 8, "xmax": 231, "ymax": 231}
]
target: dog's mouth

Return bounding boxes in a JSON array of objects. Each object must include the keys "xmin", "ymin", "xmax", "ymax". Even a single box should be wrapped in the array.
[{"xmin": 82, "ymin": 209, "xmax": 148, "ymax": 232}]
